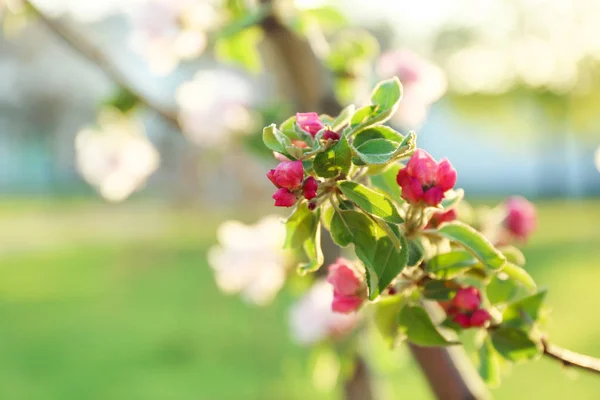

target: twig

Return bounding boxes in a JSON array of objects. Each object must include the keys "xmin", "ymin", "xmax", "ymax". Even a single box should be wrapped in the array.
[
  {"xmin": 542, "ymin": 339, "xmax": 600, "ymax": 374},
  {"xmin": 23, "ymin": 0, "xmax": 181, "ymax": 130}
]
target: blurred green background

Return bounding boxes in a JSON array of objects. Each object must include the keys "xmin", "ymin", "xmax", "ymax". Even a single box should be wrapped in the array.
[{"xmin": 0, "ymin": 198, "xmax": 598, "ymax": 399}]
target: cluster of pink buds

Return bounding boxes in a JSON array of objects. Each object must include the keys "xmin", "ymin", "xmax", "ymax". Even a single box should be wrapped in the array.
[
  {"xmin": 504, "ymin": 196, "xmax": 537, "ymax": 242},
  {"xmin": 326, "ymin": 258, "xmax": 366, "ymax": 314},
  {"xmin": 443, "ymin": 286, "xmax": 490, "ymax": 329},
  {"xmin": 267, "ymin": 161, "xmax": 319, "ymax": 207},
  {"xmin": 296, "ymin": 112, "xmax": 341, "ymax": 142},
  {"xmin": 396, "ymin": 149, "xmax": 457, "ymax": 207},
  {"xmin": 426, "ymin": 209, "xmax": 457, "ymax": 229}
]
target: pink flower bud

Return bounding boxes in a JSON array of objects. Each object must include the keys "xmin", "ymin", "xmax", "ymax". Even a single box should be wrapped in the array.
[
  {"xmin": 396, "ymin": 150, "xmax": 457, "ymax": 206},
  {"xmin": 327, "ymin": 258, "xmax": 363, "ymax": 296},
  {"xmin": 452, "ymin": 287, "xmax": 481, "ymax": 312},
  {"xmin": 331, "ymin": 294, "xmax": 363, "ymax": 314},
  {"xmin": 272, "ymin": 188, "xmax": 298, "ymax": 207},
  {"xmin": 267, "ymin": 161, "xmax": 304, "ymax": 190},
  {"xmin": 505, "ymin": 196, "xmax": 537, "ymax": 241},
  {"xmin": 296, "ymin": 112, "xmax": 324, "ymax": 137},
  {"xmin": 303, "ymin": 176, "xmax": 319, "ymax": 200},
  {"xmin": 469, "ymin": 309, "xmax": 491, "ymax": 328},
  {"xmin": 426, "ymin": 209, "xmax": 457, "ymax": 229},
  {"xmin": 322, "ymin": 130, "xmax": 341, "ymax": 141},
  {"xmin": 452, "ymin": 313, "xmax": 471, "ymax": 328},
  {"xmin": 436, "ymin": 159, "xmax": 457, "ymax": 192}
]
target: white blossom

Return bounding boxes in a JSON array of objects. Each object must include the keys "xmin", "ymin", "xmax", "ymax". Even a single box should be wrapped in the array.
[
  {"xmin": 127, "ymin": 0, "xmax": 220, "ymax": 75},
  {"xmin": 208, "ymin": 216, "xmax": 289, "ymax": 305},
  {"xmin": 377, "ymin": 49, "xmax": 447, "ymax": 128},
  {"xmin": 289, "ymin": 281, "xmax": 360, "ymax": 346},
  {"xmin": 75, "ymin": 109, "xmax": 159, "ymax": 202},
  {"xmin": 176, "ymin": 69, "xmax": 254, "ymax": 147}
]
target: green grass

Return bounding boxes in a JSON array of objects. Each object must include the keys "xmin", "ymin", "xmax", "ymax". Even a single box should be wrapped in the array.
[{"xmin": 0, "ymin": 199, "xmax": 598, "ymax": 399}]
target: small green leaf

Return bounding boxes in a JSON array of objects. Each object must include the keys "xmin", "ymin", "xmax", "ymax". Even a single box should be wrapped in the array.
[
  {"xmin": 313, "ymin": 135, "xmax": 351, "ymax": 178},
  {"xmin": 375, "ymin": 295, "xmax": 406, "ymax": 346},
  {"xmin": 338, "ymin": 181, "xmax": 403, "ymax": 224},
  {"xmin": 435, "ymin": 222, "xmax": 506, "ymax": 270},
  {"xmin": 491, "ymin": 327, "xmax": 541, "ymax": 362},
  {"xmin": 486, "ymin": 275, "xmax": 519, "ymax": 305},
  {"xmin": 298, "ymin": 210, "xmax": 324, "ymax": 274},
  {"xmin": 350, "ymin": 105, "xmax": 378, "ymax": 129},
  {"xmin": 503, "ymin": 290, "xmax": 547, "ymax": 328},
  {"xmin": 263, "ymin": 124, "xmax": 292, "ymax": 155},
  {"xmin": 371, "ymin": 77, "xmax": 402, "ymax": 110},
  {"xmin": 330, "ymin": 210, "xmax": 408, "ymax": 299},
  {"xmin": 499, "ymin": 246, "xmax": 526, "ymax": 266},
  {"xmin": 331, "ymin": 105, "xmax": 355, "ymax": 132},
  {"xmin": 398, "ymin": 305, "xmax": 458, "ymax": 347},
  {"xmin": 354, "ymin": 138, "xmax": 399, "ymax": 165},
  {"xmin": 370, "ymin": 164, "xmax": 402, "ymax": 199},
  {"xmin": 407, "ymin": 239, "xmax": 425, "ymax": 267},
  {"xmin": 426, "ymin": 250, "xmax": 479, "ymax": 279},
  {"xmin": 422, "ymin": 280, "xmax": 458, "ymax": 301},
  {"xmin": 501, "ymin": 263, "xmax": 536, "ymax": 292},
  {"xmin": 284, "ymin": 203, "xmax": 318, "ymax": 249},
  {"xmin": 353, "ymin": 126, "xmax": 404, "ymax": 148},
  {"xmin": 479, "ymin": 337, "xmax": 501, "ymax": 387}
]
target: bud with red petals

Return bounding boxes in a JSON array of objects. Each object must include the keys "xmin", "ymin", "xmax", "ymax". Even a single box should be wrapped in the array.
[
  {"xmin": 272, "ymin": 188, "xmax": 298, "ymax": 207},
  {"xmin": 267, "ymin": 161, "xmax": 304, "ymax": 190},
  {"xmin": 327, "ymin": 258, "xmax": 366, "ymax": 314},
  {"xmin": 322, "ymin": 130, "xmax": 341, "ymax": 141},
  {"xmin": 504, "ymin": 196, "xmax": 537, "ymax": 241},
  {"xmin": 296, "ymin": 112, "xmax": 324, "ymax": 137},
  {"xmin": 303, "ymin": 176, "xmax": 319, "ymax": 200},
  {"xmin": 469, "ymin": 309, "xmax": 491, "ymax": 328},
  {"xmin": 396, "ymin": 149, "xmax": 457, "ymax": 207},
  {"xmin": 452, "ymin": 286, "xmax": 481, "ymax": 312},
  {"xmin": 452, "ymin": 313, "xmax": 471, "ymax": 328},
  {"xmin": 426, "ymin": 209, "xmax": 457, "ymax": 229}
]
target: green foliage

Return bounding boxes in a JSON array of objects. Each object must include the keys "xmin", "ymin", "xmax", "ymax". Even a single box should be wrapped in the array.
[
  {"xmin": 491, "ymin": 327, "xmax": 541, "ymax": 362},
  {"xmin": 479, "ymin": 338, "xmax": 502, "ymax": 387},
  {"xmin": 349, "ymin": 78, "xmax": 404, "ymax": 135},
  {"xmin": 215, "ymin": 27, "xmax": 263, "ymax": 73},
  {"xmin": 502, "ymin": 290, "xmax": 547, "ymax": 328},
  {"xmin": 435, "ymin": 222, "xmax": 507, "ymax": 270},
  {"xmin": 102, "ymin": 87, "xmax": 139, "ymax": 113},
  {"xmin": 375, "ymin": 295, "xmax": 405, "ymax": 346},
  {"xmin": 422, "ymin": 280, "xmax": 458, "ymax": 301},
  {"xmin": 313, "ymin": 136, "xmax": 351, "ymax": 178},
  {"xmin": 370, "ymin": 164, "xmax": 402, "ymax": 199},
  {"xmin": 330, "ymin": 209, "xmax": 407, "ymax": 299},
  {"xmin": 426, "ymin": 250, "xmax": 479, "ymax": 279},
  {"xmin": 263, "ymin": 124, "xmax": 293, "ymax": 157},
  {"xmin": 337, "ymin": 181, "xmax": 403, "ymax": 224},
  {"xmin": 398, "ymin": 305, "xmax": 458, "ymax": 346}
]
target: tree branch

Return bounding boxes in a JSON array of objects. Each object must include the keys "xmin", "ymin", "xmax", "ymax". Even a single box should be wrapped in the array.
[
  {"xmin": 542, "ymin": 339, "xmax": 600, "ymax": 374},
  {"xmin": 23, "ymin": 0, "xmax": 181, "ymax": 130}
]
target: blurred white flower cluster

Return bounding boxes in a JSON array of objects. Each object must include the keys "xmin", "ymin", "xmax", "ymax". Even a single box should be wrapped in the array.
[
  {"xmin": 208, "ymin": 216, "xmax": 290, "ymax": 305},
  {"xmin": 289, "ymin": 281, "xmax": 360, "ymax": 345},
  {"xmin": 176, "ymin": 69, "xmax": 255, "ymax": 147},
  {"xmin": 595, "ymin": 147, "xmax": 600, "ymax": 173},
  {"xmin": 31, "ymin": 0, "xmax": 131, "ymax": 22},
  {"xmin": 127, "ymin": 0, "xmax": 222, "ymax": 75},
  {"xmin": 377, "ymin": 49, "xmax": 447, "ymax": 128},
  {"xmin": 75, "ymin": 109, "xmax": 159, "ymax": 202}
]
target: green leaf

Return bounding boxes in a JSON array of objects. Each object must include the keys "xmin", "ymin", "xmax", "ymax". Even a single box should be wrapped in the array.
[
  {"xmin": 353, "ymin": 126, "xmax": 404, "ymax": 148},
  {"xmin": 503, "ymin": 290, "xmax": 547, "ymax": 328},
  {"xmin": 354, "ymin": 139, "xmax": 400, "ymax": 165},
  {"xmin": 491, "ymin": 327, "xmax": 541, "ymax": 362},
  {"xmin": 338, "ymin": 181, "xmax": 403, "ymax": 224},
  {"xmin": 375, "ymin": 295, "xmax": 406, "ymax": 346},
  {"xmin": 440, "ymin": 189, "xmax": 464, "ymax": 210},
  {"xmin": 284, "ymin": 203, "xmax": 318, "ymax": 249},
  {"xmin": 398, "ymin": 305, "xmax": 458, "ymax": 347},
  {"xmin": 486, "ymin": 275, "xmax": 519, "ymax": 305},
  {"xmin": 330, "ymin": 210, "xmax": 408, "ymax": 299},
  {"xmin": 263, "ymin": 124, "xmax": 292, "ymax": 156},
  {"xmin": 426, "ymin": 250, "xmax": 479, "ymax": 279},
  {"xmin": 499, "ymin": 246, "xmax": 526, "ymax": 266},
  {"xmin": 371, "ymin": 77, "xmax": 402, "ymax": 111},
  {"xmin": 479, "ymin": 337, "xmax": 501, "ymax": 387},
  {"xmin": 370, "ymin": 164, "xmax": 402, "ymax": 199},
  {"xmin": 501, "ymin": 263, "xmax": 536, "ymax": 292},
  {"xmin": 331, "ymin": 105, "xmax": 355, "ymax": 132},
  {"xmin": 435, "ymin": 222, "xmax": 506, "ymax": 270},
  {"xmin": 298, "ymin": 210, "xmax": 324, "ymax": 274},
  {"xmin": 313, "ymin": 135, "xmax": 351, "ymax": 178},
  {"xmin": 422, "ymin": 280, "xmax": 458, "ymax": 301},
  {"xmin": 407, "ymin": 239, "xmax": 425, "ymax": 267},
  {"xmin": 214, "ymin": 27, "xmax": 263, "ymax": 73}
]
